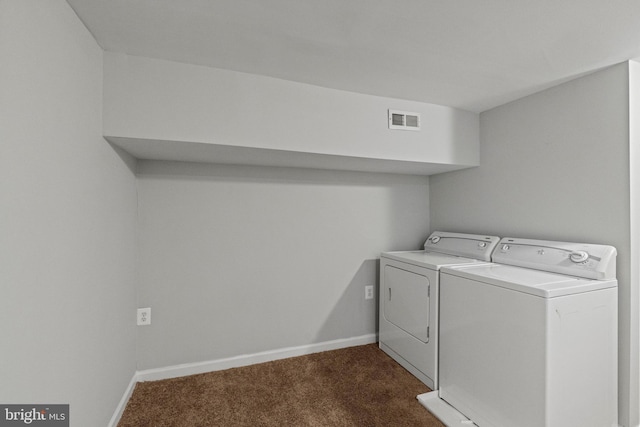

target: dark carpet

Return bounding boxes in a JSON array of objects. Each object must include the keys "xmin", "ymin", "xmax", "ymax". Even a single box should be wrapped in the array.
[{"xmin": 118, "ymin": 343, "xmax": 444, "ymax": 426}]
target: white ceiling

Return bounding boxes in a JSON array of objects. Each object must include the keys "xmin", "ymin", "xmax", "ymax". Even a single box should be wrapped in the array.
[{"xmin": 66, "ymin": 0, "xmax": 640, "ymax": 112}]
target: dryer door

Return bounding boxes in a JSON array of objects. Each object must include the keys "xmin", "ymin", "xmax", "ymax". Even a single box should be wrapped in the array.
[{"xmin": 383, "ymin": 265, "xmax": 430, "ymax": 342}]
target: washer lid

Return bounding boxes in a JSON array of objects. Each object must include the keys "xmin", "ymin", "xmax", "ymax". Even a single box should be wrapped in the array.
[
  {"xmin": 381, "ymin": 250, "xmax": 489, "ymax": 270},
  {"xmin": 442, "ymin": 263, "xmax": 617, "ymax": 298}
]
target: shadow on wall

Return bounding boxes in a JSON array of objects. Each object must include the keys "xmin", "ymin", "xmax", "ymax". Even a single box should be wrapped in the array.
[
  {"xmin": 315, "ymin": 259, "xmax": 380, "ymax": 343},
  {"xmin": 107, "ymin": 140, "xmax": 138, "ymax": 175}
]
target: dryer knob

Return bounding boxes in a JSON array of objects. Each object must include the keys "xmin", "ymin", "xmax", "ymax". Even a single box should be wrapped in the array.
[
  {"xmin": 478, "ymin": 242, "xmax": 487, "ymax": 248},
  {"xmin": 570, "ymin": 251, "xmax": 589, "ymax": 263}
]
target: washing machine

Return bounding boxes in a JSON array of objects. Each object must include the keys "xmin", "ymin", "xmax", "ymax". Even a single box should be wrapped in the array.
[
  {"xmin": 379, "ymin": 231, "xmax": 500, "ymax": 389},
  {"xmin": 418, "ymin": 237, "xmax": 618, "ymax": 427}
]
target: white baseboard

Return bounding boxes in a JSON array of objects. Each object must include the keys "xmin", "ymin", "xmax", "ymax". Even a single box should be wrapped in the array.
[
  {"xmin": 109, "ymin": 334, "xmax": 377, "ymax": 425},
  {"xmin": 137, "ymin": 333, "xmax": 377, "ymax": 382},
  {"xmin": 108, "ymin": 373, "xmax": 137, "ymax": 427}
]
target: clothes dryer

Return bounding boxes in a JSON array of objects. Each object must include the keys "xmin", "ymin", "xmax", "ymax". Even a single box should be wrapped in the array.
[
  {"xmin": 379, "ymin": 231, "xmax": 499, "ymax": 389},
  {"xmin": 418, "ymin": 237, "xmax": 618, "ymax": 427}
]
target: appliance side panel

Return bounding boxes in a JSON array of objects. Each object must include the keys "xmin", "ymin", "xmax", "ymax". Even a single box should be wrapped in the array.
[{"xmin": 546, "ymin": 287, "xmax": 618, "ymax": 427}]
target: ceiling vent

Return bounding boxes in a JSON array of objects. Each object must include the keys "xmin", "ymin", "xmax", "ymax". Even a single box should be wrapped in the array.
[{"xmin": 388, "ymin": 109, "xmax": 421, "ymax": 131}]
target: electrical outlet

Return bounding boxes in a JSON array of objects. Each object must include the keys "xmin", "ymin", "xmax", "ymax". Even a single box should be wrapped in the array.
[
  {"xmin": 365, "ymin": 285, "xmax": 374, "ymax": 300},
  {"xmin": 137, "ymin": 307, "xmax": 151, "ymax": 326}
]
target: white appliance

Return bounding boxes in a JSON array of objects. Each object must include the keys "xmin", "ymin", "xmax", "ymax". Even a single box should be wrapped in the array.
[
  {"xmin": 379, "ymin": 231, "xmax": 500, "ymax": 389},
  {"xmin": 418, "ymin": 237, "xmax": 618, "ymax": 427}
]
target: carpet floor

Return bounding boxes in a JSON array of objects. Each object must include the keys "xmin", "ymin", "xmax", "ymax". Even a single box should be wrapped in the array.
[{"xmin": 117, "ymin": 343, "xmax": 445, "ymax": 426}]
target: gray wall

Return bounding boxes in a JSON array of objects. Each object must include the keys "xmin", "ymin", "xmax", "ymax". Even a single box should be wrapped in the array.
[
  {"xmin": 136, "ymin": 161, "xmax": 429, "ymax": 369},
  {"xmin": 429, "ymin": 63, "xmax": 636, "ymax": 427},
  {"xmin": 0, "ymin": 1, "xmax": 138, "ymax": 425}
]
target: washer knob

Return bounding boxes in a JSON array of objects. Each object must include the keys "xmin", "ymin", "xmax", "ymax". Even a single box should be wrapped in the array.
[
  {"xmin": 502, "ymin": 244, "xmax": 510, "ymax": 251},
  {"xmin": 430, "ymin": 236, "xmax": 441, "ymax": 244},
  {"xmin": 478, "ymin": 242, "xmax": 487, "ymax": 248},
  {"xmin": 570, "ymin": 251, "xmax": 589, "ymax": 263}
]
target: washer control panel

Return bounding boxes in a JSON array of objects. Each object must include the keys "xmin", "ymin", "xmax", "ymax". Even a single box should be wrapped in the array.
[{"xmin": 493, "ymin": 237, "xmax": 617, "ymax": 280}]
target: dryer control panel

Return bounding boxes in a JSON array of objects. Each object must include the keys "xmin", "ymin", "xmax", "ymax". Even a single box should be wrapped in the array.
[
  {"xmin": 424, "ymin": 231, "xmax": 500, "ymax": 261},
  {"xmin": 492, "ymin": 237, "xmax": 617, "ymax": 280}
]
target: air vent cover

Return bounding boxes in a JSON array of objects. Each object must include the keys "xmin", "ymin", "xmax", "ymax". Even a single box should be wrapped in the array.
[{"xmin": 388, "ymin": 109, "xmax": 421, "ymax": 131}]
